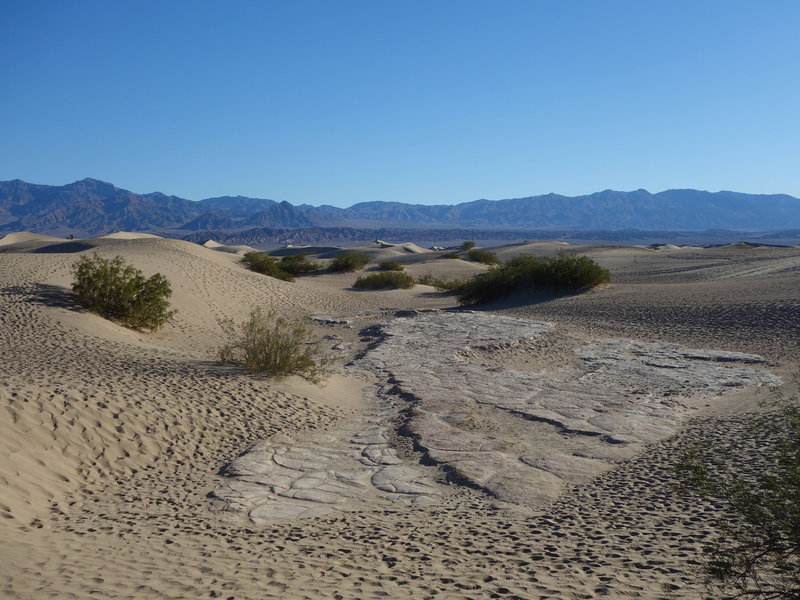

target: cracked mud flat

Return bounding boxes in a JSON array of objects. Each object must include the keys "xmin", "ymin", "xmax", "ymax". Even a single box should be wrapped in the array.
[
  {"xmin": 210, "ymin": 379, "xmax": 441, "ymax": 525},
  {"xmin": 211, "ymin": 310, "xmax": 777, "ymax": 523}
]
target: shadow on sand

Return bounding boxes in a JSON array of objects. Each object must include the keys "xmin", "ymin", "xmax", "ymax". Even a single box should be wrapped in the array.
[
  {"xmin": 2, "ymin": 284, "xmax": 79, "ymax": 310},
  {"xmin": 32, "ymin": 241, "xmax": 96, "ymax": 254}
]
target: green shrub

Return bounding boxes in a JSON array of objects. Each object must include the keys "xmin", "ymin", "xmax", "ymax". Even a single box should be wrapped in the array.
[
  {"xmin": 461, "ymin": 240, "xmax": 476, "ymax": 251},
  {"xmin": 416, "ymin": 274, "xmax": 464, "ymax": 292},
  {"xmin": 353, "ymin": 271, "xmax": 415, "ymax": 289},
  {"xmin": 218, "ymin": 308, "xmax": 330, "ymax": 382},
  {"xmin": 467, "ymin": 248, "xmax": 500, "ymax": 265},
  {"xmin": 378, "ymin": 260, "xmax": 404, "ymax": 271},
  {"xmin": 457, "ymin": 252, "xmax": 610, "ymax": 305},
  {"xmin": 329, "ymin": 251, "xmax": 370, "ymax": 272},
  {"xmin": 242, "ymin": 252, "xmax": 294, "ymax": 282},
  {"xmin": 676, "ymin": 379, "xmax": 800, "ymax": 599},
  {"xmin": 279, "ymin": 253, "xmax": 320, "ymax": 276},
  {"xmin": 441, "ymin": 253, "xmax": 460, "ymax": 259},
  {"xmin": 71, "ymin": 252, "xmax": 175, "ymax": 331}
]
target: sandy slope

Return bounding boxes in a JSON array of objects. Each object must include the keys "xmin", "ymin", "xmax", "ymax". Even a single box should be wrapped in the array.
[{"xmin": 1, "ymin": 234, "xmax": 798, "ymax": 599}]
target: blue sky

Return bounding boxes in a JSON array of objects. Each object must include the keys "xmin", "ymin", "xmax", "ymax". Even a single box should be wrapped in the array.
[{"xmin": 2, "ymin": 1, "xmax": 798, "ymax": 206}]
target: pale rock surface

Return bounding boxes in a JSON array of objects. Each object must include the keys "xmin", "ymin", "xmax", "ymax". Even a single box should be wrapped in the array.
[
  {"xmin": 213, "ymin": 310, "xmax": 777, "ymax": 520},
  {"xmin": 209, "ymin": 380, "xmax": 441, "ymax": 525},
  {"xmin": 361, "ymin": 311, "xmax": 777, "ymax": 506}
]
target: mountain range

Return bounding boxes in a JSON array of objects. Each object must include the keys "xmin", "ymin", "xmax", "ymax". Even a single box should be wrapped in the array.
[{"xmin": 2, "ymin": 178, "xmax": 800, "ymax": 245}]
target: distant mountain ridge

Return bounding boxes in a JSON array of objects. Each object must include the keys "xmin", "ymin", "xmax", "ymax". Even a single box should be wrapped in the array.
[{"xmin": 1, "ymin": 178, "xmax": 799, "ymax": 238}]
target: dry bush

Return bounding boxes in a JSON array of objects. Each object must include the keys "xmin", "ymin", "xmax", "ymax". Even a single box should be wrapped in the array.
[{"xmin": 218, "ymin": 308, "xmax": 330, "ymax": 382}]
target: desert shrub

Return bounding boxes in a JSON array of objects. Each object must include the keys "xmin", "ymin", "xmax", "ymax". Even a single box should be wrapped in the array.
[
  {"xmin": 329, "ymin": 251, "xmax": 370, "ymax": 272},
  {"xmin": 675, "ymin": 379, "xmax": 800, "ymax": 599},
  {"xmin": 456, "ymin": 266, "xmax": 518, "ymax": 305},
  {"xmin": 461, "ymin": 240, "xmax": 476, "ymax": 251},
  {"xmin": 353, "ymin": 271, "xmax": 415, "ymax": 289},
  {"xmin": 457, "ymin": 252, "xmax": 610, "ymax": 305},
  {"xmin": 242, "ymin": 252, "xmax": 294, "ymax": 282},
  {"xmin": 71, "ymin": 252, "xmax": 175, "ymax": 331},
  {"xmin": 218, "ymin": 307, "xmax": 330, "ymax": 382},
  {"xmin": 441, "ymin": 253, "xmax": 460, "ymax": 259},
  {"xmin": 416, "ymin": 273, "xmax": 464, "ymax": 292},
  {"xmin": 467, "ymin": 248, "xmax": 500, "ymax": 265},
  {"xmin": 378, "ymin": 260, "xmax": 404, "ymax": 271},
  {"xmin": 279, "ymin": 253, "xmax": 320, "ymax": 276},
  {"xmin": 535, "ymin": 253, "xmax": 611, "ymax": 289}
]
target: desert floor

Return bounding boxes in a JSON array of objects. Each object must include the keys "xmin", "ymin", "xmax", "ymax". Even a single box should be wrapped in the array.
[{"xmin": 1, "ymin": 233, "xmax": 798, "ymax": 599}]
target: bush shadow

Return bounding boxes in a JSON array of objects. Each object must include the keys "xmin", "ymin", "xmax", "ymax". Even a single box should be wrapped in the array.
[{"xmin": 2, "ymin": 284, "xmax": 78, "ymax": 310}]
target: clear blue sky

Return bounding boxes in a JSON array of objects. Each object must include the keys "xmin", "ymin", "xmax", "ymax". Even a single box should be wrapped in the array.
[{"xmin": 2, "ymin": 1, "xmax": 798, "ymax": 206}]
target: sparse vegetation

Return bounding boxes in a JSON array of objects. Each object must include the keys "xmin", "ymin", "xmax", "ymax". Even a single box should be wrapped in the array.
[
  {"xmin": 676, "ymin": 379, "xmax": 800, "ymax": 600},
  {"xmin": 354, "ymin": 271, "xmax": 415, "ymax": 289},
  {"xmin": 242, "ymin": 252, "xmax": 294, "ymax": 282},
  {"xmin": 71, "ymin": 252, "xmax": 175, "ymax": 331},
  {"xmin": 329, "ymin": 251, "xmax": 370, "ymax": 272},
  {"xmin": 456, "ymin": 253, "xmax": 611, "ymax": 305},
  {"xmin": 441, "ymin": 253, "xmax": 460, "ymax": 259},
  {"xmin": 242, "ymin": 252, "xmax": 321, "ymax": 281},
  {"xmin": 461, "ymin": 240, "xmax": 476, "ymax": 251},
  {"xmin": 218, "ymin": 307, "xmax": 330, "ymax": 382},
  {"xmin": 467, "ymin": 248, "xmax": 500, "ymax": 265},
  {"xmin": 416, "ymin": 273, "xmax": 464, "ymax": 292},
  {"xmin": 378, "ymin": 260, "xmax": 404, "ymax": 271},
  {"xmin": 278, "ymin": 253, "xmax": 320, "ymax": 276}
]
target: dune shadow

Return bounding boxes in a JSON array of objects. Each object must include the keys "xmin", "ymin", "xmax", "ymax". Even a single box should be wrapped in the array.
[
  {"xmin": 270, "ymin": 246, "xmax": 339, "ymax": 257},
  {"xmin": 451, "ymin": 288, "xmax": 572, "ymax": 312},
  {"xmin": 32, "ymin": 241, "xmax": 95, "ymax": 253}
]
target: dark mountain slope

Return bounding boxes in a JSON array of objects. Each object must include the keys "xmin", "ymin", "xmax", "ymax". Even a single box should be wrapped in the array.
[
  {"xmin": 1, "ymin": 178, "xmax": 799, "ymax": 238},
  {"xmin": 0, "ymin": 178, "xmax": 204, "ymax": 235}
]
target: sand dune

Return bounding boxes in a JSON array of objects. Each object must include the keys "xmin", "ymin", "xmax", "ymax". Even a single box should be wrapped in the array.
[
  {"xmin": 0, "ymin": 231, "xmax": 69, "ymax": 247},
  {"xmin": 1, "ymin": 234, "xmax": 798, "ymax": 599},
  {"xmin": 202, "ymin": 239, "xmax": 259, "ymax": 256}
]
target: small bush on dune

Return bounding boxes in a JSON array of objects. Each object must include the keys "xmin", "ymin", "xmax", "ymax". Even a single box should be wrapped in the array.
[
  {"xmin": 457, "ymin": 252, "xmax": 610, "ymax": 305},
  {"xmin": 378, "ymin": 260, "xmax": 404, "ymax": 271},
  {"xmin": 441, "ymin": 253, "xmax": 460, "ymax": 259},
  {"xmin": 539, "ymin": 253, "xmax": 611, "ymax": 289},
  {"xmin": 71, "ymin": 252, "xmax": 175, "ymax": 331},
  {"xmin": 467, "ymin": 248, "xmax": 500, "ymax": 265},
  {"xmin": 218, "ymin": 308, "xmax": 330, "ymax": 382},
  {"xmin": 242, "ymin": 252, "xmax": 294, "ymax": 282},
  {"xmin": 279, "ymin": 253, "xmax": 320, "ymax": 276},
  {"xmin": 461, "ymin": 240, "xmax": 476, "ymax": 251},
  {"xmin": 416, "ymin": 273, "xmax": 465, "ymax": 292},
  {"xmin": 330, "ymin": 251, "xmax": 370, "ymax": 272},
  {"xmin": 242, "ymin": 252, "xmax": 321, "ymax": 281},
  {"xmin": 354, "ymin": 271, "xmax": 415, "ymax": 289},
  {"xmin": 456, "ymin": 266, "xmax": 518, "ymax": 305}
]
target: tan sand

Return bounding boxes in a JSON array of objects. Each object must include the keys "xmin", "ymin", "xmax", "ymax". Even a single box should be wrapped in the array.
[{"xmin": 1, "ymin": 233, "xmax": 798, "ymax": 599}]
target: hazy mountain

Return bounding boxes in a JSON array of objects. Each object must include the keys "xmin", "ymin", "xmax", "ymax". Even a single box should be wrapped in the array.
[
  {"xmin": 1, "ymin": 178, "xmax": 799, "ymax": 239},
  {"xmin": 0, "ymin": 178, "xmax": 203, "ymax": 235},
  {"xmin": 179, "ymin": 211, "xmax": 235, "ymax": 231},
  {"xmin": 335, "ymin": 189, "xmax": 800, "ymax": 230},
  {"xmin": 242, "ymin": 201, "xmax": 329, "ymax": 228},
  {"xmin": 199, "ymin": 195, "xmax": 277, "ymax": 217}
]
